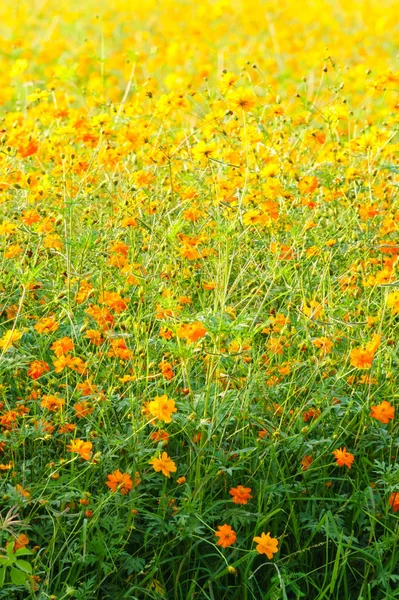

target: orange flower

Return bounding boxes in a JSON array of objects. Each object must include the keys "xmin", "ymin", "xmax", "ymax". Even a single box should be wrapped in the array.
[
  {"xmin": 350, "ymin": 348, "xmax": 374, "ymax": 370},
  {"xmin": 350, "ymin": 334, "xmax": 381, "ymax": 370},
  {"xmin": 253, "ymin": 532, "xmax": 279, "ymax": 558},
  {"xmin": 67, "ymin": 439, "xmax": 92, "ymax": 460},
  {"xmin": 74, "ymin": 401, "xmax": 94, "ymax": 418},
  {"xmin": 14, "ymin": 534, "xmax": 29, "ymax": 551},
  {"xmin": 85, "ymin": 329, "xmax": 104, "ymax": 345},
  {"xmin": 303, "ymin": 408, "xmax": 321, "ymax": 422},
  {"xmin": 229, "ymin": 485, "xmax": 252, "ymax": 505},
  {"xmin": 34, "ymin": 316, "xmax": 59, "ymax": 334},
  {"xmin": 332, "ymin": 447, "xmax": 354, "ymax": 469},
  {"xmin": 53, "ymin": 355, "xmax": 86, "ymax": 374},
  {"xmin": 40, "ymin": 395, "xmax": 65, "ymax": 412},
  {"xmin": 148, "ymin": 452, "xmax": 177, "ymax": 478},
  {"xmin": 59, "ymin": 423, "xmax": 76, "ymax": 434},
  {"xmin": 148, "ymin": 395, "xmax": 177, "ymax": 423},
  {"xmin": 18, "ymin": 140, "xmax": 39, "ymax": 158},
  {"xmin": 50, "ymin": 336, "xmax": 74, "ymax": 357},
  {"xmin": 159, "ymin": 360, "xmax": 174, "ymax": 380},
  {"xmin": 370, "ymin": 401, "xmax": 395, "ymax": 424},
  {"xmin": 106, "ymin": 470, "xmax": 133, "ymax": 495},
  {"xmin": 21, "ymin": 209, "xmax": 40, "ymax": 226},
  {"xmin": 100, "ymin": 291, "xmax": 128, "ymax": 313},
  {"xmin": 149, "ymin": 429, "xmax": 170, "ymax": 444},
  {"xmin": 389, "ymin": 492, "xmax": 399, "ymax": 512},
  {"xmin": 312, "ymin": 337, "xmax": 333, "ymax": 355},
  {"xmin": 215, "ymin": 524, "xmax": 237, "ymax": 548},
  {"xmin": 107, "ymin": 338, "xmax": 133, "ymax": 360},
  {"xmin": 301, "ymin": 455, "xmax": 313, "ymax": 471},
  {"xmin": 16, "ymin": 484, "xmax": 30, "ymax": 499},
  {"xmin": 27, "ymin": 360, "xmax": 50, "ymax": 380},
  {"xmin": 159, "ymin": 327, "xmax": 174, "ymax": 340},
  {"xmin": 177, "ymin": 322, "xmax": 207, "ymax": 343}
]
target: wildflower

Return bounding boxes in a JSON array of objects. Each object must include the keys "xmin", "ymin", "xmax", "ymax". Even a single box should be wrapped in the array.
[
  {"xmin": 253, "ymin": 532, "xmax": 279, "ymax": 558},
  {"xmin": 27, "ymin": 360, "xmax": 50, "ymax": 380},
  {"xmin": 85, "ymin": 329, "xmax": 104, "ymax": 345},
  {"xmin": 192, "ymin": 141, "xmax": 217, "ymax": 161},
  {"xmin": 107, "ymin": 339, "xmax": 133, "ymax": 360},
  {"xmin": 100, "ymin": 291, "xmax": 128, "ymax": 313},
  {"xmin": 106, "ymin": 470, "xmax": 133, "ymax": 495},
  {"xmin": 34, "ymin": 316, "xmax": 59, "ymax": 334},
  {"xmin": 387, "ymin": 291, "xmax": 399, "ymax": 314},
  {"xmin": 21, "ymin": 209, "xmax": 40, "ymax": 226},
  {"xmin": 14, "ymin": 534, "xmax": 29, "ymax": 551},
  {"xmin": 389, "ymin": 492, "xmax": 399, "ymax": 512},
  {"xmin": 149, "ymin": 452, "xmax": 177, "ymax": 478},
  {"xmin": 75, "ymin": 280, "xmax": 93, "ymax": 304},
  {"xmin": 301, "ymin": 455, "xmax": 313, "ymax": 471},
  {"xmin": 0, "ymin": 222, "xmax": 17, "ymax": 236},
  {"xmin": 312, "ymin": 337, "xmax": 333, "ymax": 355},
  {"xmin": 350, "ymin": 334, "xmax": 381, "ymax": 369},
  {"xmin": 0, "ymin": 329, "xmax": 23, "ymax": 351},
  {"xmin": 150, "ymin": 429, "xmax": 170, "ymax": 444},
  {"xmin": 148, "ymin": 395, "xmax": 177, "ymax": 423},
  {"xmin": 67, "ymin": 439, "xmax": 93, "ymax": 460},
  {"xmin": 215, "ymin": 524, "xmax": 237, "ymax": 548},
  {"xmin": 227, "ymin": 87, "xmax": 257, "ymax": 112},
  {"xmin": 53, "ymin": 355, "xmax": 86, "ymax": 374},
  {"xmin": 59, "ymin": 423, "xmax": 76, "ymax": 434},
  {"xmin": 370, "ymin": 401, "xmax": 395, "ymax": 424},
  {"xmin": 332, "ymin": 447, "xmax": 354, "ymax": 469},
  {"xmin": 177, "ymin": 477, "xmax": 186, "ymax": 485},
  {"xmin": 303, "ymin": 408, "xmax": 321, "ymax": 422},
  {"xmin": 74, "ymin": 401, "xmax": 94, "ymax": 418},
  {"xmin": 229, "ymin": 485, "xmax": 252, "ymax": 504},
  {"xmin": 40, "ymin": 395, "xmax": 65, "ymax": 412},
  {"xmin": 177, "ymin": 322, "xmax": 207, "ymax": 343},
  {"xmin": 350, "ymin": 347, "xmax": 374, "ymax": 369},
  {"xmin": 159, "ymin": 327, "xmax": 173, "ymax": 340},
  {"xmin": 18, "ymin": 140, "xmax": 39, "ymax": 158},
  {"xmin": 16, "ymin": 484, "xmax": 30, "ymax": 499},
  {"xmin": 159, "ymin": 360, "xmax": 174, "ymax": 380},
  {"xmin": 50, "ymin": 337, "xmax": 74, "ymax": 357}
]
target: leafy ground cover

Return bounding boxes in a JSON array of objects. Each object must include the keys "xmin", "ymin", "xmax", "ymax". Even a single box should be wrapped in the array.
[{"xmin": 1, "ymin": 1, "xmax": 399, "ymax": 598}]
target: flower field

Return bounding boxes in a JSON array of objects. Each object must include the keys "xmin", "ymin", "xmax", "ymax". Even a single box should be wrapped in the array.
[{"xmin": 1, "ymin": 0, "xmax": 399, "ymax": 598}]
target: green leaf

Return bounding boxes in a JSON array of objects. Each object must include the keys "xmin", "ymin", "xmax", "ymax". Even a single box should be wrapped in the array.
[
  {"xmin": 6, "ymin": 543, "xmax": 14, "ymax": 559},
  {"xmin": 0, "ymin": 567, "xmax": 5, "ymax": 588},
  {"xmin": 10, "ymin": 566, "xmax": 26, "ymax": 586},
  {"xmin": 14, "ymin": 548, "xmax": 33, "ymax": 557},
  {"xmin": 15, "ymin": 559, "xmax": 32, "ymax": 574}
]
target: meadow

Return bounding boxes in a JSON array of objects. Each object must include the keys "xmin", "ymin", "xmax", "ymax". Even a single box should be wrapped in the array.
[{"xmin": 1, "ymin": 0, "xmax": 399, "ymax": 598}]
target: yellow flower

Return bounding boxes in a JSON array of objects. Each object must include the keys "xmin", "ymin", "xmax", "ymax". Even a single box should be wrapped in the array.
[
  {"xmin": 149, "ymin": 452, "xmax": 177, "ymax": 478},
  {"xmin": 67, "ymin": 439, "xmax": 93, "ymax": 461},
  {"xmin": 253, "ymin": 532, "xmax": 279, "ymax": 559},
  {"xmin": 148, "ymin": 395, "xmax": 177, "ymax": 423},
  {"xmin": 227, "ymin": 87, "xmax": 257, "ymax": 112},
  {"xmin": 0, "ymin": 330, "xmax": 23, "ymax": 352}
]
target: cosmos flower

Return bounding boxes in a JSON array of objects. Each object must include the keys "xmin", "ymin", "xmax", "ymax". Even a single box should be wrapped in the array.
[
  {"xmin": 148, "ymin": 452, "xmax": 177, "ymax": 478},
  {"xmin": 106, "ymin": 470, "xmax": 133, "ymax": 495},
  {"xmin": 332, "ymin": 447, "xmax": 355, "ymax": 469},
  {"xmin": 253, "ymin": 532, "xmax": 279, "ymax": 558},
  {"xmin": 215, "ymin": 524, "xmax": 237, "ymax": 548},
  {"xmin": 229, "ymin": 485, "xmax": 252, "ymax": 505},
  {"xmin": 370, "ymin": 401, "xmax": 395, "ymax": 424}
]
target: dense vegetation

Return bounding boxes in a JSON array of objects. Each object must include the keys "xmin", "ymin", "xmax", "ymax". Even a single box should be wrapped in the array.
[{"xmin": 1, "ymin": 1, "xmax": 399, "ymax": 598}]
